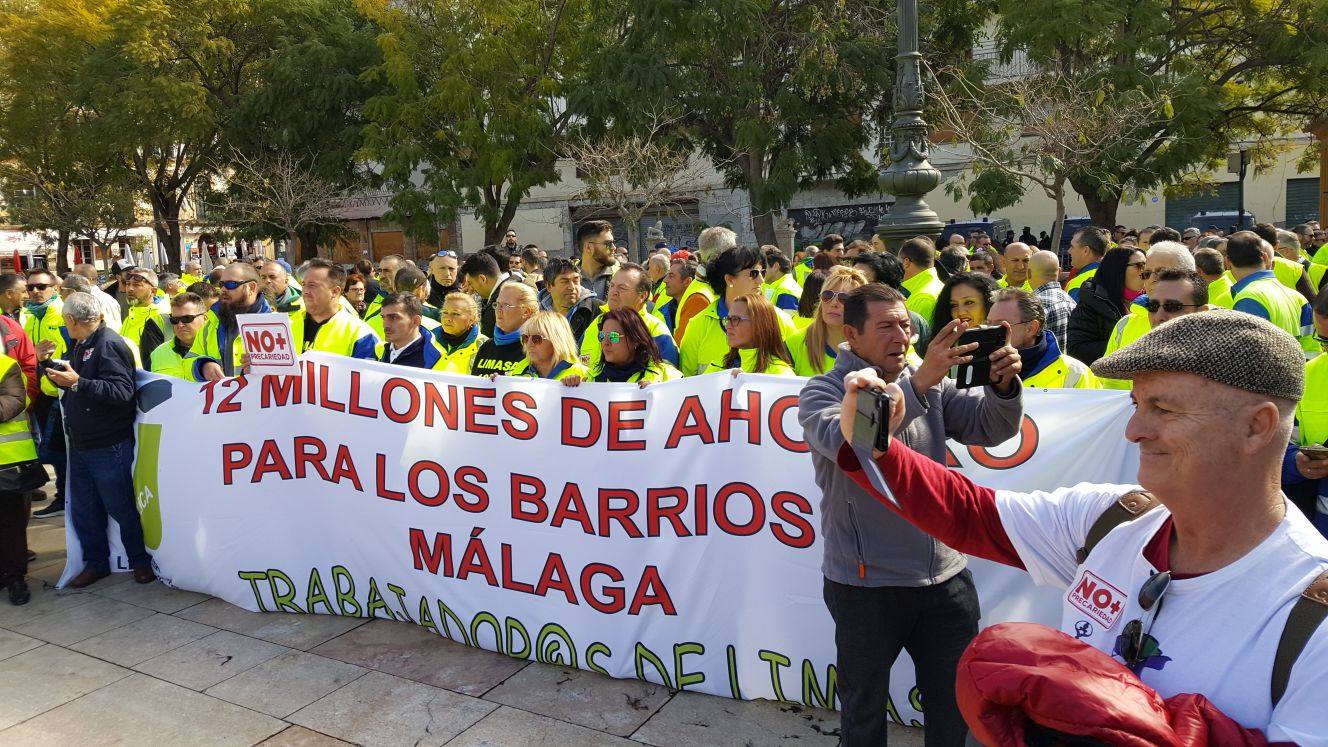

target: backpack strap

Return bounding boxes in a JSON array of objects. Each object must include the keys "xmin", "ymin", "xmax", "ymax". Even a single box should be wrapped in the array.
[
  {"xmin": 1075, "ymin": 490, "xmax": 1160, "ymax": 564},
  {"xmin": 1271, "ymin": 570, "xmax": 1328, "ymax": 707}
]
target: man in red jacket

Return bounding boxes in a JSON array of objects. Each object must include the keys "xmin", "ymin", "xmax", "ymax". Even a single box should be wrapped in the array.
[
  {"xmin": 0, "ymin": 311, "xmax": 38, "ymax": 402},
  {"xmin": 833, "ymin": 308, "xmax": 1327, "ymax": 743}
]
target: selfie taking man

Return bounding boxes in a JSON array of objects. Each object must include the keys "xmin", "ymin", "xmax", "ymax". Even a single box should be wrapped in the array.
[
  {"xmin": 798, "ymin": 284, "xmax": 1023, "ymax": 746},
  {"xmin": 834, "ymin": 311, "xmax": 1328, "ymax": 743}
]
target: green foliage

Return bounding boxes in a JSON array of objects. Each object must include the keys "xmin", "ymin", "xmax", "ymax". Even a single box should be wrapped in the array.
[
  {"xmin": 993, "ymin": 0, "xmax": 1328, "ymax": 224},
  {"xmin": 356, "ymin": 0, "xmax": 589, "ymax": 244},
  {"xmin": 575, "ymin": 0, "xmax": 990, "ymax": 242}
]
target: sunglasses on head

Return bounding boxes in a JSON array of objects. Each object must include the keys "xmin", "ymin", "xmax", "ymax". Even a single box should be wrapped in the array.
[
  {"xmin": 1120, "ymin": 571, "xmax": 1171, "ymax": 668},
  {"xmin": 220, "ymin": 279, "xmax": 255, "ymax": 291},
  {"xmin": 27, "ymin": 284, "xmax": 49, "ymax": 291},
  {"xmin": 520, "ymin": 333, "xmax": 546, "ymax": 346},
  {"xmin": 1144, "ymin": 299, "xmax": 1198, "ymax": 314},
  {"xmin": 597, "ymin": 330, "xmax": 624, "ymax": 344},
  {"xmin": 169, "ymin": 313, "xmax": 203, "ymax": 325},
  {"xmin": 435, "ymin": 250, "xmax": 457, "ymax": 259}
]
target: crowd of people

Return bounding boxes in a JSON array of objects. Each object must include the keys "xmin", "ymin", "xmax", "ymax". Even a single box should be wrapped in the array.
[{"xmin": 0, "ymin": 216, "xmax": 1326, "ymax": 743}]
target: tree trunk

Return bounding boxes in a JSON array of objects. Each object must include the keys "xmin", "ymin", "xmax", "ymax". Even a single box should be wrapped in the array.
[
  {"xmin": 1069, "ymin": 174, "xmax": 1122, "ymax": 229},
  {"xmin": 625, "ymin": 219, "xmax": 641, "ymax": 264},
  {"xmin": 56, "ymin": 229, "xmax": 70, "ymax": 274},
  {"xmin": 740, "ymin": 151, "xmax": 778, "ymax": 247},
  {"xmin": 1049, "ymin": 179, "xmax": 1067, "ymax": 262},
  {"xmin": 296, "ymin": 226, "xmax": 320, "ymax": 263},
  {"xmin": 150, "ymin": 197, "xmax": 184, "ymax": 273}
]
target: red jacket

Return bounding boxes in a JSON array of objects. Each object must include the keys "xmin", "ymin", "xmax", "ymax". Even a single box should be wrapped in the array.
[
  {"xmin": 957, "ymin": 622, "xmax": 1270, "ymax": 746},
  {"xmin": 0, "ymin": 314, "xmax": 38, "ymax": 402}
]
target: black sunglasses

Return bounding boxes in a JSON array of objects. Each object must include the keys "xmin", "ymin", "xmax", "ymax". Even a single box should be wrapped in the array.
[
  {"xmin": 1119, "ymin": 571, "xmax": 1171, "ymax": 668},
  {"xmin": 1144, "ymin": 299, "xmax": 1199, "ymax": 314},
  {"xmin": 169, "ymin": 313, "xmax": 203, "ymax": 325},
  {"xmin": 27, "ymin": 284, "xmax": 50, "ymax": 291}
]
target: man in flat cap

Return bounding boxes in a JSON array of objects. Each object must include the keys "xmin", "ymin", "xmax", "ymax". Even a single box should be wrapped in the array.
[{"xmin": 830, "ymin": 309, "xmax": 1328, "ymax": 742}]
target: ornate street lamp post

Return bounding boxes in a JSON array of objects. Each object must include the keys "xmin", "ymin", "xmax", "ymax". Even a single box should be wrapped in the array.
[{"xmin": 874, "ymin": 0, "xmax": 945, "ymax": 250}]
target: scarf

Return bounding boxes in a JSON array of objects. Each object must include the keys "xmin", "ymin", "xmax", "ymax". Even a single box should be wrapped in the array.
[
  {"xmin": 536, "ymin": 360, "xmax": 572, "ymax": 380},
  {"xmin": 436, "ymin": 325, "xmax": 480, "ymax": 353},
  {"xmin": 494, "ymin": 326, "xmax": 522, "ymax": 346},
  {"xmin": 275, "ymin": 286, "xmax": 301, "ymax": 308},
  {"xmin": 24, "ymin": 297, "xmax": 56, "ymax": 319},
  {"xmin": 598, "ymin": 361, "xmax": 644, "ymax": 383},
  {"xmin": 1017, "ymin": 332, "xmax": 1051, "ymax": 379}
]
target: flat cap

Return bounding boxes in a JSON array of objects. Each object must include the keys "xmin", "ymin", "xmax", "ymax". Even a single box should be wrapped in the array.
[{"xmin": 1091, "ymin": 308, "xmax": 1304, "ymax": 401}]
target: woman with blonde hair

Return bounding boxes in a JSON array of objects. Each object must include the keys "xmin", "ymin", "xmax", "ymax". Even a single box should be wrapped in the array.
[
  {"xmin": 435, "ymin": 291, "xmax": 487, "ymax": 373},
  {"xmin": 704, "ymin": 292, "xmax": 795, "ymax": 376},
  {"xmin": 785, "ymin": 266, "xmax": 867, "ymax": 376},
  {"xmin": 509, "ymin": 311, "xmax": 589, "ymax": 381}
]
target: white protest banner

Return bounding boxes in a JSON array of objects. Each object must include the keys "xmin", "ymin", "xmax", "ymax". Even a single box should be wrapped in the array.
[
  {"xmin": 237, "ymin": 312, "xmax": 299, "ymax": 376},
  {"xmin": 66, "ymin": 354, "xmax": 1137, "ymax": 725}
]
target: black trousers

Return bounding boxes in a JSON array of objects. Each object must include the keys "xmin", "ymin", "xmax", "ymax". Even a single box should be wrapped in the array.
[
  {"xmin": 824, "ymin": 571, "xmax": 980, "ymax": 747},
  {"xmin": 0, "ymin": 490, "xmax": 30, "ymax": 586}
]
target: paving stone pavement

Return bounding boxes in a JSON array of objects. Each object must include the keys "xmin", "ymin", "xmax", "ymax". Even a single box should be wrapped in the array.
[{"xmin": 1, "ymin": 497, "xmax": 926, "ymax": 746}]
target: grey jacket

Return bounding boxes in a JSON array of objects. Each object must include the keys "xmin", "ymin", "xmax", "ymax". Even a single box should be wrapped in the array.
[{"xmin": 797, "ymin": 343, "xmax": 1024, "ymax": 587}]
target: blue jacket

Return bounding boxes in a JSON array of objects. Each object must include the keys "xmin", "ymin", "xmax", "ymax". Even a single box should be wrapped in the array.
[{"xmin": 60, "ymin": 325, "xmax": 137, "ymax": 450}]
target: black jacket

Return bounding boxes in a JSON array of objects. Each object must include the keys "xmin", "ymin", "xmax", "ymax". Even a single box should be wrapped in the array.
[
  {"xmin": 565, "ymin": 295, "xmax": 602, "ymax": 344},
  {"xmin": 59, "ymin": 325, "xmax": 137, "ymax": 450},
  {"xmin": 478, "ymin": 276, "xmax": 514, "ymax": 340},
  {"xmin": 1066, "ymin": 279, "xmax": 1124, "ymax": 365}
]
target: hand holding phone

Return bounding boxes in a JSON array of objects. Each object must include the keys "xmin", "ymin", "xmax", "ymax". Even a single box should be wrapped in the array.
[
  {"xmin": 852, "ymin": 386, "xmax": 894, "ymax": 453},
  {"xmin": 1300, "ymin": 444, "xmax": 1328, "ymax": 461},
  {"xmin": 952, "ymin": 326, "xmax": 1008, "ymax": 389}
]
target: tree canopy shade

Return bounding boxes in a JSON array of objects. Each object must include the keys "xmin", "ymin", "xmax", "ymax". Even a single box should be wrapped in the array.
[
  {"xmin": 0, "ymin": 0, "xmax": 379, "ymax": 268},
  {"xmin": 574, "ymin": 0, "xmax": 993, "ymax": 245},
  {"xmin": 991, "ymin": 0, "xmax": 1328, "ymax": 227},
  {"xmin": 356, "ymin": 0, "xmax": 590, "ymax": 246}
]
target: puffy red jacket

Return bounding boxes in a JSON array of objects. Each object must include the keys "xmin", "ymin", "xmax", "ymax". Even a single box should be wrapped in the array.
[{"xmin": 956, "ymin": 622, "xmax": 1269, "ymax": 746}]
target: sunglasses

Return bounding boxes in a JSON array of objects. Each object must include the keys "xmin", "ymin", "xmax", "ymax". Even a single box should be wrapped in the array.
[
  {"xmin": 723, "ymin": 314, "xmax": 752, "ymax": 327},
  {"xmin": 1127, "ymin": 261, "xmax": 1147, "ymax": 270},
  {"xmin": 220, "ymin": 280, "xmax": 256, "ymax": 291},
  {"xmin": 1119, "ymin": 571, "xmax": 1171, "ymax": 668},
  {"xmin": 169, "ymin": 313, "xmax": 203, "ymax": 325},
  {"xmin": 520, "ymin": 333, "xmax": 546, "ymax": 346},
  {"xmin": 820, "ymin": 289, "xmax": 850, "ymax": 303},
  {"xmin": 1144, "ymin": 299, "xmax": 1199, "ymax": 313},
  {"xmin": 745, "ymin": 268, "xmax": 765, "ymax": 280},
  {"xmin": 597, "ymin": 330, "xmax": 624, "ymax": 344},
  {"xmin": 435, "ymin": 250, "xmax": 458, "ymax": 259},
  {"xmin": 28, "ymin": 284, "xmax": 51, "ymax": 291}
]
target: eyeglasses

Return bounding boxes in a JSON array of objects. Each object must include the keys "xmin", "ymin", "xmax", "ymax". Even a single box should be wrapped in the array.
[
  {"xmin": 220, "ymin": 280, "xmax": 256, "ymax": 291},
  {"xmin": 1119, "ymin": 571, "xmax": 1171, "ymax": 669},
  {"xmin": 1127, "ymin": 261, "xmax": 1147, "ymax": 270},
  {"xmin": 584, "ymin": 240, "xmax": 615, "ymax": 249},
  {"xmin": 27, "ymin": 284, "xmax": 49, "ymax": 292},
  {"xmin": 597, "ymin": 330, "xmax": 624, "ymax": 344},
  {"xmin": 723, "ymin": 314, "xmax": 752, "ymax": 327},
  {"xmin": 495, "ymin": 302, "xmax": 521, "ymax": 312},
  {"xmin": 520, "ymin": 333, "xmax": 546, "ymax": 346},
  {"xmin": 169, "ymin": 313, "xmax": 203, "ymax": 325},
  {"xmin": 1144, "ymin": 299, "xmax": 1199, "ymax": 314},
  {"xmin": 820, "ymin": 289, "xmax": 850, "ymax": 303}
]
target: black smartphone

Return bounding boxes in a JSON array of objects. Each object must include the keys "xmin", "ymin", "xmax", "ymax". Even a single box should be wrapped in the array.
[
  {"xmin": 851, "ymin": 387, "xmax": 893, "ymax": 452},
  {"xmin": 44, "ymin": 360, "xmax": 70, "ymax": 372},
  {"xmin": 952, "ymin": 325, "xmax": 1008, "ymax": 389}
]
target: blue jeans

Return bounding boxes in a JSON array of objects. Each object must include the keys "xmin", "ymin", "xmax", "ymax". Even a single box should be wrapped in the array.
[
  {"xmin": 37, "ymin": 400, "xmax": 65, "ymax": 500},
  {"xmin": 68, "ymin": 439, "xmax": 149, "ymax": 575}
]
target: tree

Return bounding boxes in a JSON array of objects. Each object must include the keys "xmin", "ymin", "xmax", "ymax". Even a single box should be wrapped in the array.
[
  {"xmin": 0, "ymin": 1, "xmax": 139, "ymax": 272},
  {"xmin": 565, "ymin": 112, "xmax": 713, "ymax": 261},
  {"xmin": 578, "ymin": 0, "xmax": 992, "ymax": 245},
  {"xmin": 993, "ymin": 0, "xmax": 1328, "ymax": 227},
  {"xmin": 356, "ymin": 0, "xmax": 590, "ymax": 246},
  {"xmin": 930, "ymin": 66, "xmax": 1168, "ymax": 250},
  {"xmin": 0, "ymin": 0, "xmax": 381, "ymax": 270},
  {"xmin": 205, "ymin": 150, "xmax": 350, "ymax": 259}
]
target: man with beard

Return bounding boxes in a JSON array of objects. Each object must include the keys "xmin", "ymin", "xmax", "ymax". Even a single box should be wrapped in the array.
[
  {"xmin": 577, "ymin": 220, "xmax": 620, "ymax": 300},
  {"xmin": 189, "ymin": 262, "xmax": 273, "ymax": 381}
]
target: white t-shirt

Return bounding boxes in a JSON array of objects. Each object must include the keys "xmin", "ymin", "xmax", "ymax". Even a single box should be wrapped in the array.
[{"xmin": 996, "ymin": 483, "xmax": 1328, "ymax": 744}]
